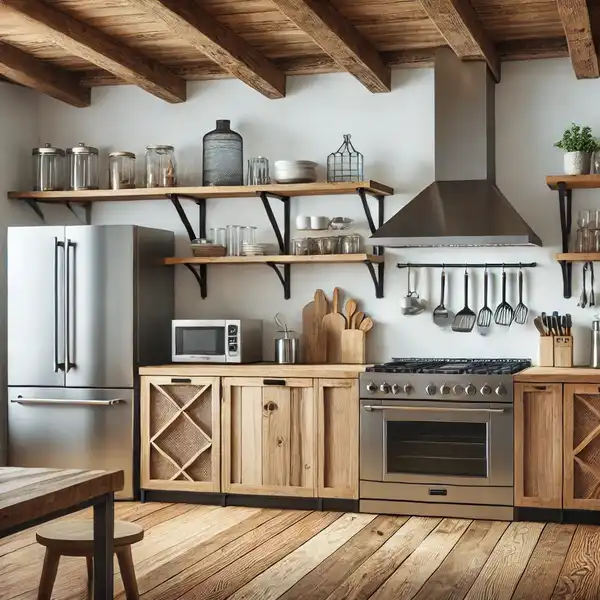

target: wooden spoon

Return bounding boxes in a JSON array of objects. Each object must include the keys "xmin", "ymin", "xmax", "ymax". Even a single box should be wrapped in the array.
[
  {"xmin": 359, "ymin": 317, "xmax": 374, "ymax": 333},
  {"xmin": 352, "ymin": 311, "xmax": 365, "ymax": 329},
  {"xmin": 345, "ymin": 299, "xmax": 357, "ymax": 329}
]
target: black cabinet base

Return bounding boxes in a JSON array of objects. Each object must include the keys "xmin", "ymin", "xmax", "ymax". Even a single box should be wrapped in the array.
[
  {"xmin": 515, "ymin": 507, "xmax": 600, "ymax": 525},
  {"xmin": 140, "ymin": 489, "xmax": 359, "ymax": 512}
]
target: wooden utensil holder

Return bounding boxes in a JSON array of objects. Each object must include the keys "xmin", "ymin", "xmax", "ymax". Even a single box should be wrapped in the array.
[
  {"xmin": 538, "ymin": 335, "xmax": 573, "ymax": 367},
  {"xmin": 341, "ymin": 330, "xmax": 366, "ymax": 364}
]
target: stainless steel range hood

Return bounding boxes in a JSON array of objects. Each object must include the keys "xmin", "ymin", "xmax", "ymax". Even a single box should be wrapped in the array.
[{"xmin": 371, "ymin": 48, "xmax": 542, "ymax": 247}]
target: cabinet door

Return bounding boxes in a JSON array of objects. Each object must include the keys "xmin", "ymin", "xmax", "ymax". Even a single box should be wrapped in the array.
[
  {"xmin": 222, "ymin": 377, "xmax": 316, "ymax": 497},
  {"xmin": 564, "ymin": 384, "xmax": 600, "ymax": 510},
  {"xmin": 317, "ymin": 379, "xmax": 359, "ymax": 499},
  {"xmin": 514, "ymin": 383, "xmax": 562, "ymax": 508},
  {"xmin": 141, "ymin": 376, "xmax": 220, "ymax": 493}
]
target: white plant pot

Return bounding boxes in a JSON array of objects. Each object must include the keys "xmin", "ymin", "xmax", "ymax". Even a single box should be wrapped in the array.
[{"xmin": 564, "ymin": 151, "xmax": 591, "ymax": 175}]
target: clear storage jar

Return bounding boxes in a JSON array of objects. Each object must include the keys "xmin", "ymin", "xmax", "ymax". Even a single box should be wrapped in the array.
[
  {"xmin": 32, "ymin": 143, "xmax": 65, "ymax": 191},
  {"xmin": 145, "ymin": 145, "xmax": 177, "ymax": 188},
  {"xmin": 108, "ymin": 152, "xmax": 136, "ymax": 189},
  {"xmin": 67, "ymin": 142, "xmax": 99, "ymax": 190}
]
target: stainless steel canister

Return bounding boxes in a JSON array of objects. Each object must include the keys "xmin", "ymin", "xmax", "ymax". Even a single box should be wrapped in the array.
[
  {"xmin": 592, "ymin": 320, "xmax": 600, "ymax": 368},
  {"xmin": 67, "ymin": 142, "xmax": 99, "ymax": 190},
  {"xmin": 274, "ymin": 334, "xmax": 299, "ymax": 364},
  {"xmin": 32, "ymin": 143, "xmax": 65, "ymax": 191}
]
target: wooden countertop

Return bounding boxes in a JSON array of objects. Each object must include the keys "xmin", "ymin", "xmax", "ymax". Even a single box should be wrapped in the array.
[
  {"xmin": 514, "ymin": 367, "xmax": 600, "ymax": 383},
  {"xmin": 139, "ymin": 363, "xmax": 369, "ymax": 378}
]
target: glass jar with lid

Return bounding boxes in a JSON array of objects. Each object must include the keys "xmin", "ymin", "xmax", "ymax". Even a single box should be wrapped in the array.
[
  {"xmin": 145, "ymin": 145, "xmax": 177, "ymax": 188},
  {"xmin": 32, "ymin": 143, "xmax": 65, "ymax": 191},
  {"xmin": 67, "ymin": 142, "xmax": 99, "ymax": 190},
  {"xmin": 109, "ymin": 151, "xmax": 136, "ymax": 189}
]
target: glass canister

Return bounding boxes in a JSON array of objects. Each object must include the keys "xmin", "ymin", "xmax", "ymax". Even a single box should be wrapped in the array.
[
  {"xmin": 108, "ymin": 152, "xmax": 136, "ymax": 189},
  {"xmin": 67, "ymin": 142, "xmax": 99, "ymax": 190},
  {"xmin": 32, "ymin": 143, "xmax": 65, "ymax": 191},
  {"xmin": 146, "ymin": 145, "xmax": 177, "ymax": 188},
  {"xmin": 203, "ymin": 120, "xmax": 243, "ymax": 186}
]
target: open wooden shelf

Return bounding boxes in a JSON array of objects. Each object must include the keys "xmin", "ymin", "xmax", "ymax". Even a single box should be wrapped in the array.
[
  {"xmin": 547, "ymin": 175, "xmax": 600, "ymax": 190},
  {"xmin": 164, "ymin": 253, "xmax": 384, "ymax": 265},
  {"xmin": 556, "ymin": 253, "xmax": 600, "ymax": 262},
  {"xmin": 8, "ymin": 181, "xmax": 393, "ymax": 202}
]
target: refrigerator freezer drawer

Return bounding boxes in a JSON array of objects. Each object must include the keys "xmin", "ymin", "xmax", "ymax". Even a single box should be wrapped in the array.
[{"xmin": 8, "ymin": 387, "xmax": 134, "ymax": 499}]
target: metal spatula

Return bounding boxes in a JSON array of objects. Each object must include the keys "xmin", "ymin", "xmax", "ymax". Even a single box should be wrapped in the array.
[
  {"xmin": 494, "ymin": 267, "xmax": 514, "ymax": 327},
  {"xmin": 433, "ymin": 268, "xmax": 450, "ymax": 327},
  {"xmin": 514, "ymin": 267, "xmax": 528, "ymax": 325},
  {"xmin": 452, "ymin": 269, "xmax": 476, "ymax": 333},
  {"xmin": 477, "ymin": 267, "xmax": 493, "ymax": 334}
]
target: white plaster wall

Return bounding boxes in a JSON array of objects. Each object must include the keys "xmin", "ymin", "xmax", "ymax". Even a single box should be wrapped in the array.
[{"xmin": 36, "ymin": 59, "xmax": 600, "ymax": 365}]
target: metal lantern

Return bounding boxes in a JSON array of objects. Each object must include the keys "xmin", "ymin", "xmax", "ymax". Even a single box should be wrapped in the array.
[{"xmin": 327, "ymin": 134, "xmax": 364, "ymax": 183}]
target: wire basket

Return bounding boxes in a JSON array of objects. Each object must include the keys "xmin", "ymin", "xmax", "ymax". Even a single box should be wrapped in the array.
[{"xmin": 327, "ymin": 134, "xmax": 364, "ymax": 183}]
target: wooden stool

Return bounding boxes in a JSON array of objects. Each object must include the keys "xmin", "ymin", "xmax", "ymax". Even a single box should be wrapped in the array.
[{"xmin": 36, "ymin": 520, "xmax": 144, "ymax": 600}]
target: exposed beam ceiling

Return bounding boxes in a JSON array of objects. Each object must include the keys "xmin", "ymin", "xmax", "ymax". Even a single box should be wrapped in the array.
[
  {"xmin": 417, "ymin": 0, "xmax": 501, "ymax": 82},
  {"xmin": 131, "ymin": 0, "xmax": 285, "ymax": 99},
  {"xmin": 270, "ymin": 0, "xmax": 390, "ymax": 93},
  {"xmin": 556, "ymin": 0, "xmax": 599, "ymax": 78},
  {"xmin": 0, "ymin": 41, "xmax": 89, "ymax": 107},
  {"xmin": 0, "ymin": 0, "xmax": 186, "ymax": 103}
]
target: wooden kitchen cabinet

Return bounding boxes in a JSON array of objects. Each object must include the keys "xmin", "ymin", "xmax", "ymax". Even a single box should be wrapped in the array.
[
  {"xmin": 317, "ymin": 379, "xmax": 359, "ymax": 499},
  {"xmin": 514, "ymin": 383, "xmax": 563, "ymax": 508},
  {"xmin": 564, "ymin": 384, "xmax": 600, "ymax": 510},
  {"xmin": 140, "ymin": 376, "xmax": 221, "ymax": 493},
  {"xmin": 222, "ymin": 377, "xmax": 316, "ymax": 497}
]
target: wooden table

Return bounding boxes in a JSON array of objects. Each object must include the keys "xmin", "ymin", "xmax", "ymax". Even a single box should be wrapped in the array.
[{"xmin": 0, "ymin": 467, "xmax": 124, "ymax": 599}]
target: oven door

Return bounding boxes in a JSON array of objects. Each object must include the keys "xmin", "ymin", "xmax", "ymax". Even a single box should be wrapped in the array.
[
  {"xmin": 360, "ymin": 399, "xmax": 512, "ymax": 487},
  {"xmin": 172, "ymin": 320, "xmax": 227, "ymax": 362}
]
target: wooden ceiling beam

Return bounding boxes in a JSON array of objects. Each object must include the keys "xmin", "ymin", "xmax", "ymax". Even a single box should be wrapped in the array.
[
  {"xmin": 417, "ymin": 0, "xmax": 500, "ymax": 82},
  {"xmin": 556, "ymin": 0, "xmax": 599, "ymax": 78},
  {"xmin": 0, "ymin": 0, "xmax": 186, "ymax": 103},
  {"xmin": 0, "ymin": 41, "xmax": 90, "ymax": 107},
  {"xmin": 131, "ymin": 0, "xmax": 285, "ymax": 99},
  {"xmin": 270, "ymin": 0, "xmax": 390, "ymax": 93}
]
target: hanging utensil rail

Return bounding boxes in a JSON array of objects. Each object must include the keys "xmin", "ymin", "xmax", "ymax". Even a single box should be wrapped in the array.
[{"xmin": 396, "ymin": 262, "xmax": 537, "ymax": 269}]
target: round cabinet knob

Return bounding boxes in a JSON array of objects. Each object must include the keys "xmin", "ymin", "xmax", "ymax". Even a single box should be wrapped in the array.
[
  {"xmin": 452, "ymin": 384, "xmax": 464, "ymax": 396},
  {"xmin": 391, "ymin": 383, "xmax": 401, "ymax": 395},
  {"xmin": 425, "ymin": 384, "xmax": 437, "ymax": 396},
  {"xmin": 480, "ymin": 384, "xmax": 492, "ymax": 396},
  {"xmin": 440, "ymin": 383, "xmax": 451, "ymax": 395},
  {"xmin": 495, "ymin": 384, "xmax": 507, "ymax": 396},
  {"xmin": 403, "ymin": 384, "xmax": 413, "ymax": 395},
  {"xmin": 465, "ymin": 384, "xmax": 477, "ymax": 396},
  {"xmin": 380, "ymin": 382, "xmax": 390, "ymax": 394},
  {"xmin": 365, "ymin": 381, "xmax": 377, "ymax": 393}
]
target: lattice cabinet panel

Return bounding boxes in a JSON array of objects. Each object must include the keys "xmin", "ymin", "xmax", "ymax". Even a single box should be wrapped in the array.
[
  {"xmin": 141, "ymin": 376, "xmax": 220, "ymax": 493},
  {"xmin": 564, "ymin": 384, "xmax": 600, "ymax": 510}
]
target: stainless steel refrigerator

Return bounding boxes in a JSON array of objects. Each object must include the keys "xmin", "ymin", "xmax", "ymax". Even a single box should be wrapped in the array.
[{"xmin": 7, "ymin": 225, "xmax": 174, "ymax": 498}]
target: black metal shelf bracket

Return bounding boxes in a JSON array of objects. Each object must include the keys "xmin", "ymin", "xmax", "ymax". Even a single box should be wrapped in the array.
[
  {"xmin": 557, "ymin": 182, "xmax": 573, "ymax": 298},
  {"xmin": 260, "ymin": 192, "xmax": 291, "ymax": 299},
  {"xmin": 65, "ymin": 202, "xmax": 92, "ymax": 225},
  {"xmin": 357, "ymin": 187, "xmax": 385, "ymax": 298},
  {"xmin": 25, "ymin": 199, "xmax": 45, "ymax": 222}
]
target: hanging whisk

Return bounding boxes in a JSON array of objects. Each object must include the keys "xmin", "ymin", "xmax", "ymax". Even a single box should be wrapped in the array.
[{"xmin": 327, "ymin": 134, "xmax": 364, "ymax": 183}]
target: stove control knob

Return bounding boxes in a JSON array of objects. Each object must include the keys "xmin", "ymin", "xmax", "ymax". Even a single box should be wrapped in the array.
[
  {"xmin": 365, "ymin": 381, "xmax": 377, "ymax": 393},
  {"xmin": 380, "ymin": 382, "xmax": 390, "ymax": 394},
  {"xmin": 465, "ymin": 384, "xmax": 477, "ymax": 396},
  {"xmin": 403, "ymin": 384, "xmax": 413, "ymax": 395},
  {"xmin": 452, "ymin": 384, "xmax": 464, "ymax": 396},
  {"xmin": 391, "ymin": 383, "xmax": 401, "ymax": 395},
  {"xmin": 495, "ymin": 384, "xmax": 507, "ymax": 396},
  {"xmin": 480, "ymin": 384, "xmax": 492, "ymax": 396},
  {"xmin": 425, "ymin": 384, "xmax": 437, "ymax": 396},
  {"xmin": 440, "ymin": 383, "xmax": 451, "ymax": 395}
]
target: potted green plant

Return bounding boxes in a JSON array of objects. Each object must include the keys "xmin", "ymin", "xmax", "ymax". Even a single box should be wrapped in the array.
[{"xmin": 555, "ymin": 123, "xmax": 600, "ymax": 175}]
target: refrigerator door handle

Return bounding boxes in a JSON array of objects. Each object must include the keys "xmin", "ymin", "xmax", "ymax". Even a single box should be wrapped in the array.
[
  {"xmin": 65, "ymin": 239, "xmax": 76, "ymax": 372},
  {"xmin": 53, "ymin": 237, "xmax": 65, "ymax": 373},
  {"xmin": 11, "ymin": 397, "xmax": 123, "ymax": 406}
]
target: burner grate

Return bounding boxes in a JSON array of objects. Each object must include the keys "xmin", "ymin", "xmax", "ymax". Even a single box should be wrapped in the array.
[{"xmin": 367, "ymin": 358, "xmax": 531, "ymax": 375}]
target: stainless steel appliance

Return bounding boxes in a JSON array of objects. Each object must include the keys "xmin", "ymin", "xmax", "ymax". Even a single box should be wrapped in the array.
[
  {"xmin": 360, "ymin": 358, "xmax": 531, "ymax": 520},
  {"xmin": 7, "ymin": 225, "xmax": 174, "ymax": 498},
  {"xmin": 172, "ymin": 319, "xmax": 263, "ymax": 363}
]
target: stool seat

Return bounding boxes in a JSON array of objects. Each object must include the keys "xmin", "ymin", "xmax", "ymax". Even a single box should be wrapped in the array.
[{"xmin": 37, "ymin": 520, "xmax": 144, "ymax": 555}]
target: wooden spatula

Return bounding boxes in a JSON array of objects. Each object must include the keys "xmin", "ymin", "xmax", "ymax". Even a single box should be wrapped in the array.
[
  {"xmin": 345, "ymin": 299, "xmax": 357, "ymax": 329},
  {"xmin": 352, "ymin": 311, "xmax": 365, "ymax": 329},
  {"xmin": 302, "ymin": 289, "xmax": 328, "ymax": 363},
  {"xmin": 322, "ymin": 287, "xmax": 346, "ymax": 363},
  {"xmin": 359, "ymin": 317, "xmax": 374, "ymax": 332}
]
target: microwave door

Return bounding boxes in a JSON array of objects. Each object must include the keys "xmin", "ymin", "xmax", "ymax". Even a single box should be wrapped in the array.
[
  {"xmin": 173, "ymin": 325, "xmax": 226, "ymax": 361},
  {"xmin": 8, "ymin": 227, "xmax": 66, "ymax": 387}
]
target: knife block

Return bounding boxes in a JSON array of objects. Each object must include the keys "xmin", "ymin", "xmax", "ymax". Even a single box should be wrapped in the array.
[
  {"xmin": 538, "ymin": 336, "xmax": 554, "ymax": 367},
  {"xmin": 538, "ymin": 335, "xmax": 573, "ymax": 367}
]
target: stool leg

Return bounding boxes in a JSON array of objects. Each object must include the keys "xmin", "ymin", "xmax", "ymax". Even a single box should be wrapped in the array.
[
  {"xmin": 117, "ymin": 547, "xmax": 139, "ymax": 600},
  {"xmin": 37, "ymin": 549, "xmax": 60, "ymax": 600},
  {"xmin": 86, "ymin": 557, "xmax": 94, "ymax": 600}
]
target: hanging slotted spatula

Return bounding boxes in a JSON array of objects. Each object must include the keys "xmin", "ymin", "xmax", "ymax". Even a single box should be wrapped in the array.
[
  {"xmin": 514, "ymin": 267, "xmax": 528, "ymax": 325},
  {"xmin": 477, "ymin": 267, "xmax": 493, "ymax": 334},
  {"xmin": 433, "ymin": 267, "xmax": 450, "ymax": 327},
  {"xmin": 452, "ymin": 269, "xmax": 476, "ymax": 333},
  {"xmin": 494, "ymin": 267, "xmax": 514, "ymax": 327}
]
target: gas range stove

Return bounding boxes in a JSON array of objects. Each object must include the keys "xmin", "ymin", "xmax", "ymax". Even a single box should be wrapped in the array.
[{"xmin": 361, "ymin": 358, "xmax": 531, "ymax": 402}]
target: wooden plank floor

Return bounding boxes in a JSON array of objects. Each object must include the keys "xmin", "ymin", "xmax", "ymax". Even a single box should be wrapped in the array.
[{"xmin": 0, "ymin": 502, "xmax": 596, "ymax": 599}]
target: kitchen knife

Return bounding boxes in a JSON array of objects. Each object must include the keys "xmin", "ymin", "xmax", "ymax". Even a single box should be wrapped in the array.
[
  {"xmin": 542, "ymin": 312, "xmax": 548, "ymax": 334},
  {"xmin": 552, "ymin": 315, "xmax": 560, "ymax": 337},
  {"xmin": 566, "ymin": 314, "xmax": 572, "ymax": 336}
]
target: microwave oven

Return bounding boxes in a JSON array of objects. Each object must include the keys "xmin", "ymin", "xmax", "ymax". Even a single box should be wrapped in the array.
[{"xmin": 171, "ymin": 319, "xmax": 263, "ymax": 363}]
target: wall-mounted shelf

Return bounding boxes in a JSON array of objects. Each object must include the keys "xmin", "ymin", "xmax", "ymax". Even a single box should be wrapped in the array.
[
  {"xmin": 556, "ymin": 253, "xmax": 600, "ymax": 262},
  {"xmin": 547, "ymin": 175, "xmax": 600, "ymax": 190}
]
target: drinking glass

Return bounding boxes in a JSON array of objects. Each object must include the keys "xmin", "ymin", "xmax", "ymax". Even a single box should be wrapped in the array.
[
  {"xmin": 226, "ymin": 225, "xmax": 242, "ymax": 256},
  {"xmin": 240, "ymin": 226, "xmax": 256, "ymax": 246},
  {"xmin": 578, "ymin": 210, "xmax": 591, "ymax": 229},
  {"xmin": 246, "ymin": 157, "xmax": 270, "ymax": 185},
  {"xmin": 209, "ymin": 227, "xmax": 227, "ymax": 247}
]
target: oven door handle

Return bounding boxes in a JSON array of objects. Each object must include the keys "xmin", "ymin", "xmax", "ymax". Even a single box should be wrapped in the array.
[{"xmin": 362, "ymin": 405, "xmax": 506, "ymax": 413}]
